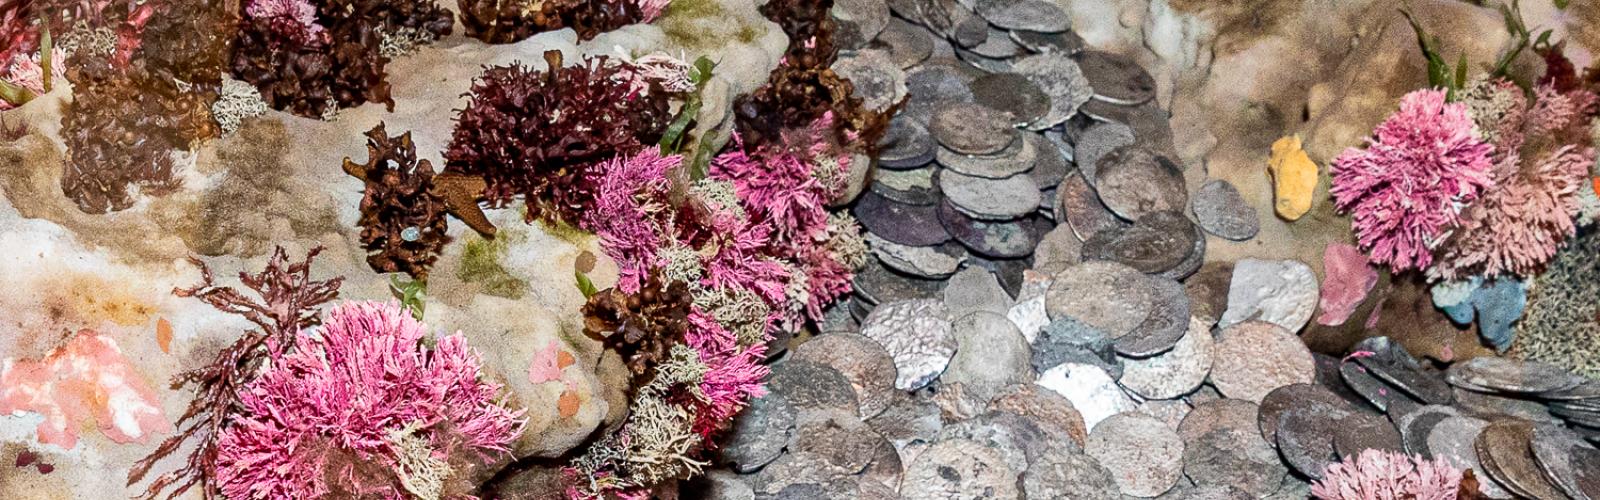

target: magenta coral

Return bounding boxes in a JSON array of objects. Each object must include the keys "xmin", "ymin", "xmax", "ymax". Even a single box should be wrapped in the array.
[
  {"xmin": 244, "ymin": 0, "xmax": 328, "ymax": 45},
  {"xmin": 1330, "ymin": 89, "xmax": 1496, "ymax": 272},
  {"xmin": 215, "ymin": 301, "xmax": 523, "ymax": 500},
  {"xmin": 637, "ymin": 0, "xmax": 671, "ymax": 22},
  {"xmin": 683, "ymin": 310, "xmax": 767, "ymax": 435},
  {"xmin": 1432, "ymin": 145, "xmax": 1594, "ymax": 280},
  {"xmin": 1311, "ymin": 449, "xmax": 1462, "ymax": 500},
  {"xmin": 580, "ymin": 147, "xmax": 682, "ymax": 293},
  {"xmin": 1529, "ymin": 82, "xmax": 1598, "ymax": 141}
]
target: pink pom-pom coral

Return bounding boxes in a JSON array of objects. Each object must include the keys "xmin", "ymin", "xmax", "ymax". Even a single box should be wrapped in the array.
[
  {"xmin": 1311, "ymin": 449, "xmax": 1462, "ymax": 500},
  {"xmin": 244, "ymin": 0, "xmax": 327, "ymax": 45},
  {"xmin": 1330, "ymin": 89, "xmax": 1496, "ymax": 272},
  {"xmin": 215, "ymin": 301, "xmax": 523, "ymax": 500},
  {"xmin": 1432, "ymin": 146, "xmax": 1594, "ymax": 280},
  {"xmin": 581, "ymin": 147, "xmax": 682, "ymax": 293}
]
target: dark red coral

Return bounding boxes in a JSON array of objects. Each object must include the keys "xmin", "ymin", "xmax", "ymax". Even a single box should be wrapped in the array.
[
  {"xmin": 582, "ymin": 272, "xmax": 693, "ymax": 389},
  {"xmin": 457, "ymin": 0, "xmax": 645, "ymax": 44},
  {"xmin": 137, "ymin": 0, "xmax": 236, "ymax": 88},
  {"xmin": 442, "ymin": 50, "xmax": 670, "ymax": 224},
  {"xmin": 231, "ymin": 0, "xmax": 394, "ymax": 118},
  {"xmin": 319, "ymin": 0, "xmax": 454, "ymax": 41},
  {"xmin": 343, "ymin": 122, "xmax": 450, "ymax": 279}
]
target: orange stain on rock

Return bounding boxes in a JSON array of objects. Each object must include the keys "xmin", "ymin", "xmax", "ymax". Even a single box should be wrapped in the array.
[
  {"xmin": 155, "ymin": 318, "xmax": 173, "ymax": 354},
  {"xmin": 0, "ymin": 330, "xmax": 171, "ymax": 448},
  {"xmin": 556, "ymin": 350, "xmax": 575, "ymax": 370},
  {"xmin": 557, "ymin": 390, "xmax": 580, "ymax": 418},
  {"xmin": 40, "ymin": 273, "xmax": 158, "ymax": 329}
]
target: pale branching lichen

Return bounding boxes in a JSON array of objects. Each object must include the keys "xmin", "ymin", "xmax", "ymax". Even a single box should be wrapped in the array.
[
  {"xmin": 380, "ymin": 26, "xmax": 439, "ymax": 59},
  {"xmin": 658, "ymin": 243, "xmax": 705, "ymax": 286},
  {"xmin": 212, "ymin": 78, "xmax": 269, "ymax": 136},
  {"xmin": 824, "ymin": 212, "xmax": 869, "ymax": 271},
  {"xmin": 56, "ymin": 21, "xmax": 118, "ymax": 59},
  {"xmin": 689, "ymin": 177, "xmax": 745, "ymax": 220},
  {"xmin": 390, "ymin": 422, "xmax": 449, "ymax": 500},
  {"xmin": 692, "ymin": 284, "xmax": 770, "ymax": 347}
]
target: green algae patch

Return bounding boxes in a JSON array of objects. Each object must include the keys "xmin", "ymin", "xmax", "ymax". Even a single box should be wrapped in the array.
[
  {"xmin": 537, "ymin": 218, "xmax": 594, "ymax": 246},
  {"xmin": 458, "ymin": 231, "xmax": 529, "ymax": 299}
]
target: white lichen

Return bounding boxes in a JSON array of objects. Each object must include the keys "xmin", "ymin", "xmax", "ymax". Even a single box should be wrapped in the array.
[
  {"xmin": 824, "ymin": 212, "xmax": 869, "ymax": 271},
  {"xmin": 380, "ymin": 27, "xmax": 440, "ymax": 59},
  {"xmin": 211, "ymin": 78, "xmax": 268, "ymax": 136},
  {"xmin": 689, "ymin": 178, "xmax": 744, "ymax": 219},
  {"xmin": 389, "ymin": 422, "xmax": 449, "ymax": 500},
  {"xmin": 692, "ymin": 284, "xmax": 770, "ymax": 347}
]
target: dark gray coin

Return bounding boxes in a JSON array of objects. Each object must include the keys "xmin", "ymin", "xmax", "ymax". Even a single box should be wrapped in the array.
[
  {"xmin": 1257, "ymin": 384, "xmax": 1356, "ymax": 447},
  {"xmin": 852, "ymin": 258, "xmax": 944, "ymax": 306},
  {"xmin": 1476, "ymin": 418, "xmax": 1570, "ymax": 500},
  {"xmin": 938, "ymin": 411, "xmax": 1057, "ymax": 473},
  {"xmin": 1012, "ymin": 52, "xmax": 1094, "ymax": 130},
  {"xmin": 831, "ymin": 0, "xmax": 891, "ymax": 50},
  {"xmin": 1074, "ymin": 121, "xmax": 1137, "ymax": 186},
  {"xmin": 1432, "ymin": 416, "xmax": 1513, "ymax": 498},
  {"xmin": 1095, "ymin": 146, "xmax": 1188, "ymax": 222},
  {"xmin": 1079, "ymin": 96, "xmax": 1139, "ymax": 125},
  {"xmin": 1448, "ymin": 357, "xmax": 1586, "ymax": 395},
  {"xmin": 878, "ymin": 115, "xmax": 938, "ymax": 169},
  {"xmin": 952, "ymin": 12, "xmax": 990, "ymax": 48},
  {"xmin": 768, "ymin": 360, "xmax": 862, "ymax": 417},
  {"xmin": 935, "ymin": 133, "xmax": 1038, "ymax": 179},
  {"xmin": 1572, "ymin": 446, "xmax": 1600, "ymax": 500},
  {"xmin": 866, "ymin": 392, "xmax": 944, "ymax": 449},
  {"xmin": 1082, "ymin": 211, "xmax": 1196, "ymax": 275},
  {"xmin": 854, "ymin": 191, "xmax": 951, "ymax": 246},
  {"xmin": 916, "ymin": 0, "xmax": 968, "ymax": 37},
  {"xmin": 1026, "ymin": 133, "xmax": 1070, "ymax": 189},
  {"xmin": 970, "ymin": 26, "xmax": 1028, "ymax": 59},
  {"xmin": 1338, "ymin": 358, "xmax": 1418, "ymax": 413},
  {"xmin": 861, "ymin": 434, "xmax": 903, "ymax": 491},
  {"xmin": 871, "ymin": 165, "xmax": 940, "ymax": 205},
  {"xmin": 1532, "ymin": 424, "xmax": 1600, "ymax": 500},
  {"xmin": 1191, "ymin": 180, "xmax": 1260, "ymax": 241},
  {"xmin": 1010, "ymin": 29, "xmax": 1086, "ymax": 54},
  {"xmin": 870, "ymin": 236, "xmax": 968, "ymax": 279},
  {"xmin": 972, "ymin": 73, "xmax": 1051, "ymax": 125},
  {"xmin": 940, "ymin": 168, "xmax": 1042, "ymax": 220},
  {"xmin": 1114, "ymin": 275, "xmax": 1190, "ymax": 358},
  {"xmin": 748, "ymin": 451, "xmax": 853, "ymax": 497},
  {"xmin": 1045, "ymin": 260, "xmax": 1153, "ymax": 338},
  {"xmin": 1538, "ymin": 379, "xmax": 1600, "ymax": 400},
  {"xmin": 1031, "ymin": 315, "xmax": 1120, "ymax": 379},
  {"xmin": 1184, "ymin": 262, "xmax": 1233, "ymax": 326},
  {"xmin": 1275, "ymin": 407, "xmax": 1342, "ymax": 479},
  {"xmin": 1057, "ymin": 171, "xmax": 1129, "ymax": 242},
  {"xmin": 976, "ymin": 0, "xmax": 1071, "ymax": 33},
  {"xmin": 903, "ymin": 64, "xmax": 975, "ymax": 124},
  {"xmin": 1331, "ymin": 411, "xmax": 1404, "ymax": 458},
  {"xmin": 937, "ymin": 200, "xmax": 1044, "ymax": 259},
  {"xmin": 1020, "ymin": 449, "xmax": 1120, "ymax": 499},
  {"xmin": 1350, "ymin": 337, "xmax": 1455, "ymax": 405},
  {"xmin": 931, "ymin": 102, "xmax": 1017, "ymax": 155},
  {"xmin": 1454, "ymin": 387, "xmax": 1560, "ymax": 424},
  {"xmin": 954, "ymin": 45, "xmax": 1017, "ymax": 73},
  {"xmin": 1184, "ymin": 427, "xmax": 1287, "ymax": 497},
  {"xmin": 967, "ymin": 254, "xmax": 1030, "ymax": 298},
  {"xmin": 719, "ymin": 390, "xmax": 796, "ymax": 472},
  {"xmin": 850, "ymin": 295, "xmax": 873, "ymax": 321},
  {"xmin": 1076, "ymin": 50, "xmax": 1158, "ymax": 105},
  {"xmin": 872, "ymin": 17, "xmax": 934, "ymax": 69},
  {"xmin": 792, "ymin": 412, "xmax": 883, "ymax": 474},
  {"xmin": 1398, "ymin": 406, "xmax": 1460, "ymax": 456}
]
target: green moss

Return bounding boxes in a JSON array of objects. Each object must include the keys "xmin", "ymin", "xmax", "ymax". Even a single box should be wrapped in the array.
[
  {"xmin": 658, "ymin": 0, "xmax": 763, "ymax": 50},
  {"xmin": 537, "ymin": 218, "xmax": 594, "ymax": 246},
  {"xmin": 737, "ymin": 25, "xmax": 760, "ymax": 43},
  {"xmin": 664, "ymin": 0, "xmax": 724, "ymax": 19},
  {"xmin": 457, "ymin": 231, "xmax": 529, "ymax": 299}
]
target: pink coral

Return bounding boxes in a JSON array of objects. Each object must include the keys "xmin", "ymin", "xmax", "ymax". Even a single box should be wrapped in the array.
[
  {"xmin": 214, "ymin": 301, "xmax": 523, "ymax": 500},
  {"xmin": 1311, "ymin": 449, "xmax": 1462, "ymax": 500},
  {"xmin": 711, "ymin": 145, "xmax": 830, "ymax": 245},
  {"xmin": 684, "ymin": 310, "xmax": 767, "ymax": 435},
  {"xmin": 637, "ymin": 0, "xmax": 672, "ymax": 23},
  {"xmin": 1529, "ymin": 82, "xmax": 1598, "ymax": 141},
  {"xmin": 1330, "ymin": 89, "xmax": 1496, "ymax": 272},
  {"xmin": 0, "ymin": 331, "xmax": 171, "ymax": 449},
  {"xmin": 615, "ymin": 52, "xmax": 695, "ymax": 96},
  {"xmin": 244, "ymin": 0, "xmax": 327, "ymax": 45},
  {"xmin": 580, "ymin": 147, "xmax": 682, "ymax": 293},
  {"xmin": 1432, "ymin": 145, "xmax": 1594, "ymax": 280}
]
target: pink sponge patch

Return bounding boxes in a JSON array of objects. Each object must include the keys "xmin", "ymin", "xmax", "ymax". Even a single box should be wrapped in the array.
[
  {"xmin": 0, "ymin": 330, "xmax": 171, "ymax": 449},
  {"xmin": 1317, "ymin": 243, "xmax": 1379, "ymax": 326}
]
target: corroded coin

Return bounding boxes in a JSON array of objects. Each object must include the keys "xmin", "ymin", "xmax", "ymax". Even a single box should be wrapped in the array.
[
  {"xmin": 1074, "ymin": 121, "xmax": 1137, "ymax": 186},
  {"xmin": 831, "ymin": 0, "xmax": 891, "ymax": 50},
  {"xmin": 1081, "ymin": 211, "xmax": 1196, "ymax": 275},
  {"xmin": 1114, "ymin": 275, "xmax": 1192, "ymax": 358},
  {"xmin": 1045, "ymin": 260, "xmax": 1152, "ymax": 338},
  {"xmin": 718, "ymin": 390, "xmax": 797, "ymax": 472},
  {"xmin": 943, "ymin": 312, "xmax": 1034, "ymax": 404},
  {"xmin": 937, "ymin": 201, "xmax": 1045, "ymax": 259},
  {"xmin": 1257, "ymin": 383, "xmax": 1355, "ymax": 446},
  {"xmin": 900, "ymin": 438, "xmax": 1021, "ymax": 499},
  {"xmin": 940, "ymin": 169, "xmax": 1042, "ymax": 219},
  {"xmin": 791, "ymin": 332, "xmax": 900, "ymax": 419},
  {"xmin": 1026, "ymin": 132, "xmax": 1070, "ymax": 189},
  {"xmin": 969, "ymin": 26, "xmax": 1028, "ymax": 59},
  {"xmin": 931, "ymin": 102, "xmax": 1018, "ymax": 155},
  {"xmin": 1331, "ymin": 411, "xmax": 1404, "ymax": 458},
  {"xmin": 1276, "ymin": 406, "xmax": 1342, "ymax": 479},
  {"xmin": 1191, "ymin": 179, "xmax": 1260, "ymax": 241},
  {"xmin": 1453, "ymin": 386, "xmax": 1560, "ymax": 424},
  {"xmin": 1020, "ymin": 449, "xmax": 1120, "ymax": 499},
  {"xmin": 1179, "ymin": 399, "xmax": 1261, "ymax": 443},
  {"xmin": 878, "ymin": 116, "xmax": 937, "ymax": 169},
  {"xmin": 1118, "ymin": 316, "xmax": 1212, "ymax": 400},
  {"xmin": 792, "ymin": 411, "xmax": 883, "ymax": 474},
  {"xmin": 1095, "ymin": 145, "xmax": 1188, "ymax": 222},
  {"xmin": 1349, "ymin": 337, "xmax": 1454, "ymax": 405},
  {"xmin": 1012, "ymin": 52, "xmax": 1095, "ymax": 130},
  {"xmin": 868, "ymin": 235, "xmax": 967, "ymax": 279},
  {"xmin": 1184, "ymin": 427, "xmax": 1287, "ymax": 497},
  {"xmin": 1030, "ymin": 315, "xmax": 1122, "ymax": 380},
  {"xmin": 1036, "ymin": 363, "xmax": 1137, "ymax": 431},
  {"xmin": 861, "ymin": 433, "xmax": 903, "ymax": 491},
  {"xmin": 1398, "ymin": 406, "xmax": 1460, "ymax": 456},
  {"xmin": 1430, "ymin": 416, "xmax": 1511, "ymax": 498},
  {"xmin": 872, "ymin": 17, "xmax": 934, "ymax": 69},
  {"xmin": 1032, "ymin": 224, "xmax": 1083, "ymax": 275},
  {"xmin": 1160, "ymin": 213, "xmax": 1206, "ymax": 281},
  {"xmin": 748, "ymin": 451, "xmax": 854, "ymax": 497},
  {"xmin": 1057, "ymin": 171, "xmax": 1129, "ymax": 242},
  {"xmin": 858, "ymin": 298, "xmax": 957, "ymax": 390},
  {"xmin": 972, "ymin": 73, "xmax": 1051, "ymax": 125},
  {"xmin": 866, "ymin": 392, "xmax": 944, "ymax": 450},
  {"xmin": 1010, "ymin": 29, "xmax": 1086, "ymax": 54},
  {"xmin": 1476, "ymin": 418, "xmax": 1569, "ymax": 500},
  {"xmin": 1447, "ymin": 357, "xmax": 1586, "ymax": 395},
  {"xmin": 852, "ymin": 257, "xmax": 944, "ymax": 306},
  {"xmin": 954, "ymin": 44, "xmax": 1018, "ymax": 74},
  {"xmin": 936, "ymin": 132, "xmax": 1039, "ymax": 179},
  {"xmin": 988, "ymin": 383, "xmax": 1089, "ymax": 447},
  {"xmin": 1210, "ymin": 320, "xmax": 1315, "ymax": 403},
  {"xmin": 870, "ymin": 165, "xmax": 940, "ymax": 205},
  {"xmin": 1084, "ymin": 412, "xmax": 1185, "ymax": 497},
  {"xmin": 937, "ymin": 411, "xmax": 1057, "ymax": 474},
  {"xmin": 833, "ymin": 50, "xmax": 907, "ymax": 113},
  {"xmin": 1184, "ymin": 262, "xmax": 1233, "ymax": 327},
  {"xmin": 1338, "ymin": 356, "xmax": 1416, "ymax": 413},
  {"xmin": 1077, "ymin": 50, "xmax": 1158, "ymax": 105},
  {"xmin": 952, "ymin": 12, "xmax": 990, "ymax": 48},
  {"xmin": 904, "ymin": 65, "xmax": 975, "ymax": 125},
  {"xmin": 854, "ymin": 190, "xmax": 951, "ymax": 247},
  {"xmin": 767, "ymin": 360, "xmax": 862, "ymax": 418},
  {"xmin": 1531, "ymin": 424, "xmax": 1600, "ymax": 500},
  {"xmin": 976, "ymin": 0, "xmax": 1071, "ymax": 33}
]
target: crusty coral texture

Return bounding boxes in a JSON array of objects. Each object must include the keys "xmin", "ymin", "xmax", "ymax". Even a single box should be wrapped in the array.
[
  {"xmin": 60, "ymin": 59, "xmax": 213, "ymax": 213},
  {"xmin": 457, "ymin": 0, "xmax": 650, "ymax": 44},
  {"xmin": 345, "ymin": 122, "xmax": 451, "ymax": 279}
]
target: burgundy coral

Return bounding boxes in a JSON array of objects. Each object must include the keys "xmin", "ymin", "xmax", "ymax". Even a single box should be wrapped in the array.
[
  {"xmin": 1330, "ymin": 89, "xmax": 1496, "ymax": 273},
  {"xmin": 344, "ymin": 122, "xmax": 451, "ymax": 279},
  {"xmin": 1311, "ymin": 449, "xmax": 1462, "ymax": 500},
  {"xmin": 457, "ymin": 0, "xmax": 652, "ymax": 44},
  {"xmin": 214, "ymin": 301, "xmax": 523, "ymax": 500}
]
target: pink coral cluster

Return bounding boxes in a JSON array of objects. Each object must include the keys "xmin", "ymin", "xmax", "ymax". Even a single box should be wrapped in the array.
[
  {"xmin": 580, "ymin": 147, "xmax": 681, "ymax": 293},
  {"xmin": 637, "ymin": 0, "xmax": 672, "ymax": 23},
  {"xmin": 214, "ymin": 301, "xmax": 523, "ymax": 500},
  {"xmin": 1331, "ymin": 89, "xmax": 1497, "ymax": 272},
  {"xmin": 1311, "ymin": 449, "xmax": 1463, "ymax": 500},
  {"xmin": 244, "ymin": 0, "xmax": 327, "ymax": 46},
  {"xmin": 0, "ymin": 48, "xmax": 66, "ymax": 110}
]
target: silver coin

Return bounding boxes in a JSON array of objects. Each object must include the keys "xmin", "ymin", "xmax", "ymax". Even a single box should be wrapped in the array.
[
  {"xmin": 877, "ymin": 116, "xmax": 938, "ymax": 169},
  {"xmin": 1012, "ymin": 52, "xmax": 1094, "ymax": 131},
  {"xmin": 791, "ymin": 411, "xmax": 884, "ymax": 474},
  {"xmin": 971, "ymin": 72, "xmax": 1052, "ymax": 125},
  {"xmin": 936, "ymin": 132, "xmax": 1039, "ymax": 179},
  {"xmin": 859, "ymin": 298, "xmax": 957, "ymax": 390},
  {"xmin": 870, "ymin": 165, "xmax": 940, "ymax": 205},
  {"xmin": 900, "ymin": 438, "xmax": 1021, "ymax": 499},
  {"xmin": 1210, "ymin": 321, "xmax": 1315, "ymax": 403},
  {"xmin": 853, "ymin": 257, "xmax": 945, "ymax": 306},
  {"xmin": 832, "ymin": 0, "xmax": 891, "ymax": 50},
  {"xmin": 871, "ymin": 17, "xmax": 934, "ymax": 69},
  {"xmin": 1118, "ymin": 316, "xmax": 1212, "ymax": 400},
  {"xmin": 1191, "ymin": 179, "xmax": 1260, "ymax": 241},
  {"xmin": 1010, "ymin": 29, "xmax": 1086, "ymax": 55},
  {"xmin": 1430, "ymin": 416, "xmax": 1512, "ymax": 498},
  {"xmin": 1275, "ymin": 406, "xmax": 1342, "ymax": 479},
  {"xmin": 868, "ymin": 234, "xmax": 968, "ymax": 279},
  {"xmin": 854, "ymin": 190, "xmax": 952, "ymax": 247},
  {"xmin": 1045, "ymin": 260, "xmax": 1152, "ymax": 338},
  {"xmin": 1532, "ymin": 424, "xmax": 1600, "ymax": 500},
  {"xmin": 1073, "ymin": 121, "xmax": 1137, "ymax": 187},
  {"xmin": 768, "ymin": 360, "xmax": 862, "ymax": 418},
  {"xmin": 833, "ymin": 50, "xmax": 908, "ymax": 113},
  {"xmin": 969, "ymin": 26, "xmax": 1028, "ymax": 59},
  {"xmin": 1184, "ymin": 427, "xmax": 1287, "ymax": 497},
  {"xmin": 976, "ymin": 0, "xmax": 1071, "ymax": 33},
  {"xmin": 1076, "ymin": 50, "xmax": 1158, "ymax": 106},
  {"xmin": 1057, "ymin": 171, "xmax": 1128, "ymax": 242},
  {"xmin": 1026, "ymin": 132, "xmax": 1070, "ymax": 189},
  {"xmin": 1020, "ymin": 449, "xmax": 1120, "ymax": 499},
  {"xmin": 1094, "ymin": 145, "xmax": 1187, "ymax": 222},
  {"xmin": 1081, "ymin": 211, "xmax": 1196, "ymax": 276},
  {"xmin": 1447, "ymin": 357, "xmax": 1587, "ymax": 395},
  {"xmin": 1397, "ymin": 405, "xmax": 1461, "ymax": 456},
  {"xmin": 1114, "ymin": 275, "xmax": 1192, "ymax": 358},
  {"xmin": 718, "ymin": 390, "xmax": 797, "ymax": 472},
  {"xmin": 903, "ymin": 64, "xmax": 976, "ymax": 125},
  {"xmin": 1085, "ymin": 412, "xmax": 1185, "ymax": 497},
  {"xmin": 953, "ymin": 44, "xmax": 1018, "ymax": 73}
]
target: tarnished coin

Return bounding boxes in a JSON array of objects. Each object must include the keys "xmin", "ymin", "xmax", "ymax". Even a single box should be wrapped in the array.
[
  {"xmin": 1448, "ymin": 357, "xmax": 1587, "ymax": 395},
  {"xmin": 1160, "ymin": 214, "xmax": 1206, "ymax": 281},
  {"xmin": 943, "ymin": 312, "xmax": 1034, "ymax": 404},
  {"xmin": 1258, "ymin": 384, "xmax": 1356, "ymax": 446},
  {"xmin": 1531, "ymin": 424, "xmax": 1600, "ymax": 500},
  {"xmin": 952, "ymin": 12, "xmax": 990, "ymax": 48},
  {"xmin": 1176, "ymin": 484, "xmax": 1255, "ymax": 500},
  {"xmin": 1179, "ymin": 399, "xmax": 1260, "ymax": 443},
  {"xmin": 870, "ymin": 165, "xmax": 940, "ymax": 205},
  {"xmin": 1184, "ymin": 427, "xmax": 1287, "ymax": 497},
  {"xmin": 1012, "ymin": 52, "xmax": 1094, "ymax": 130},
  {"xmin": 877, "ymin": 116, "xmax": 937, "ymax": 169},
  {"xmin": 976, "ymin": 0, "xmax": 1071, "ymax": 32},
  {"xmin": 1077, "ymin": 50, "xmax": 1158, "ymax": 105},
  {"xmin": 1085, "ymin": 412, "xmax": 1185, "ymax": 497},
  {"xmin": 767, "ymin": 360, "xmax": 862, "ymax": 418},
  {"xmin": 861, "ymin": 433, "xmax": 903, "ymax": 490},
  {"xmin": 1218, "ymin": 258, "xmax": 1319, "ymax": 333},
  {"xmin": 872, "ymin": 17, "xmax": 934, "ymax": 69},
  {"xmin": 904, "ymin": 65, "xmax": 975, "ymax": 125},
  {"xmin": 939, "ymin": 169, "xmax": 1042, "ymax": 219},
  {"xmin": 900, "ymin": 438, "xmax": 1021, "ymax": 499},
  {"xmin": 858, "ymin": 299, "xmax": 957, "ymax": 390},
  {"xmin": 1538, "ymin": 379, "xmax": 1600, "ymax": 400},
  {"xmin": 1020, "ymin": 449, "xmax": 1120, "ymax": 499},
  {"xmin": 1045, "ymin": 260, "xmax": 1153, "ymax": 338},
  {"xmin": 1033, "ymin": 224, "xmax": 1083, "ymax": 276},
  {"xmin": 1338, "ymin": 357, "xmax": 1415, "ymax": 413},
  {"xmin": 1134, "ymin": 399, "xmax": 1191, "ymax": 431},
  {"xmin": 1275, "ymin": 407, "xmax": 1342, "ymax": 479},
  {"xmin": 1031, "ymin": 315, "xmax": 1122, "ymax": 380},
  {"xmin": 792, "ymin": 411, "xmax": 883, "ymax": 474},
  {"xmin": 1081, "ymin": 211, "xmax": 1196, "ymax": 276},
  {"xmin": 1036, "ymin": 363, "xmax": 1137, "ymax": 431},
  {"xmin": 1210, "ymin": 321, "xmax": 1315, "ymax": 403},
  {"xmin": 866, "ymin": 392, "xmax": 944, "ymax": 450},
  {"xmin": 719, "ymin": 390, "xmax": 797, "ymax": 472},
  {"xmin": 1074, "ymin": 121, "xmax": 1137, "ymax": 186},
  {"xmin": 1010, "ymin": 29, "xmax": 1086, "ymax": 54},
  {"xmin": 938, "ymin": 411, "xmax": 1059, "ymax": 473},
  {"xmin": 1114, "ymin": 275, "xmax": 1192, "ymax": 357},
  {"xmin": 1025, "ymin": 133, "xmax": 1070, "ymax": 189},
  {"xmin": 1350, "ymin": 336, "xmax": 1455, "ymax": 405},
  {"xmin": 1398, "ymin": 405, "xmax": 1461, "ymax": 456},
  {"xmin": 1095, "ymin": 145, "xmax": 1188, "ymax": 222},
  {"xmin": 854, "ymin": 191, "xmax": 951, "ymax": 246},
  {"xmin": 1184, "ymin": 262, "xmax": 1233, "ymax": 327},
  {"xmin": 954, "ymin": 44, "xmax": 1017, "ymax": 74},
  {"xmin": 853, "ymin": 258, "xmax": 944, "ymax": 306},
  {"xmin": 792, "ymin": 332, "xmax": 900, "ymax": 419},
  {"xmin": 988, "ymin": 384, "xmax": 1089, "ymax": 447},
  {"xmin": 868, "ymin": 234, "xmax": 967, "ymax": 279},
  {"xmin": 1191, "ymin": 180, "xmax": 1260, "ymax": 241},
  {"xmin": 1119, "ymin": 316, "xmax": 1212, "ymax": 399},
  {"xmin": 831, "ymin": 0, "xmax": 891, "ymax": 50},
  {"xmin": 1430, "ymin": 416, "xmax": 1511, "ymax": 498},
  {"xmin": 931, "ymin": 102, "xmax": 1017, "ymax": 155},
  {"xmin": 968, "ymin": 26, "xmax": 1028, "ymax": 59},
  {"xmin": 1057, "ymin": 171, "xmax": 1129, "ymax": 242},
  {"xmin": 1569, "ymin": 446, "xmax": 1600, "ymax": 500},
  {"xmin": 1331, "ymin": 411, "xmax": 1404, "ymax": 457},
  {"xmin": 833, "ymin": 50, "xmax": 908, "ymax": 113},
  {"xmin": 971, "ymin": 73, "xmax": 1051, "ymax": 125},
  {"xmin": 936, "ymin": 132, "xmax": 1039, "ymax": 179},
  {"xmin": 1476, "ymin": 419, "xmax": 1569, "ymax": 500},
  {"xmin": 937, "ymin": 201, "xmax": 1045, "ymax": 259},
  {"xmin": 748, "ymin": 451, "xmax": 854, "ymax": 497},
  {"xmin": 1453, "ymin": 386, "xmax": 1560, "ymax": 424}
]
